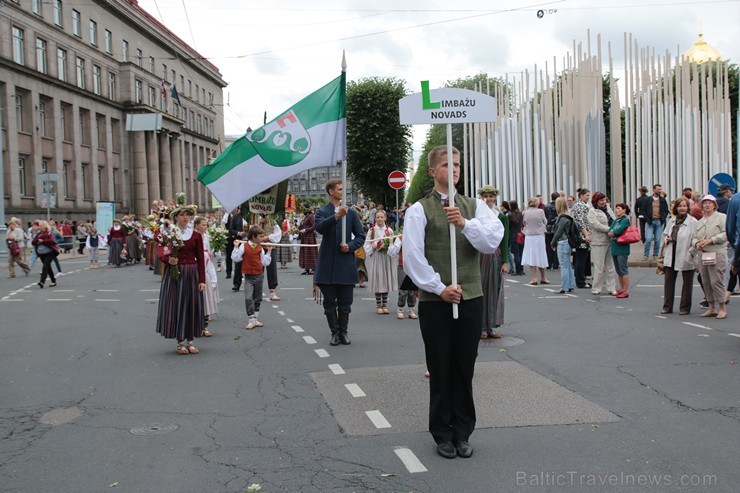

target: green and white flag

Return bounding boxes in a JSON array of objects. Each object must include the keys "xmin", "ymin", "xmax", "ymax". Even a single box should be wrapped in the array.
[{"xmin": 198, "ymin": 73, "xmax": 346, "ymax": 212}]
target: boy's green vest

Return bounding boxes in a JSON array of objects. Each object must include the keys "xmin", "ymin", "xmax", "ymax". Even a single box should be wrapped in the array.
[{"xmin": 418, "ymin": 190, "xmax": 482, "ymax": 302}]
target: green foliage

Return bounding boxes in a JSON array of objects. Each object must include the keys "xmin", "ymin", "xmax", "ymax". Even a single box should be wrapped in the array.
[{"xmin": 346, "ymin": 77, "xmax": 413, "ymax": 206}]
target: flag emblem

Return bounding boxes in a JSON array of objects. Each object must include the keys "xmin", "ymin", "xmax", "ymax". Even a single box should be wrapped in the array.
[{"xmin": 245, "ymin": 110, "xmax": 311, "ymax": 167}]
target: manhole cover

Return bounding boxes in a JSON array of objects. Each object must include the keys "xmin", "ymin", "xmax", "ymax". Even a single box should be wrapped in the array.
[
  {"xmin": 129, "ymin": 424, "xmax": 179, "ymax": 436},
  {"xmin": 480, "ymin": 336, "xmax": 525, "ymax": 348}
]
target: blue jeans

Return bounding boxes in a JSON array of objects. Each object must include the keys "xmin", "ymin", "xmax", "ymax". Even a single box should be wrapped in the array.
[
  {"xmin": 644, "ymin": 221, "xmax": 663, "ymax": 257},
  {"xmin": 557, "ymin": 242, "xmax": 575, "ymax": 291}
]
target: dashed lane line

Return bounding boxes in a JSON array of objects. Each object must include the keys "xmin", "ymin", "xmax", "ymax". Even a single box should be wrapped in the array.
[
  {"xmin": 303, "ymin": 336, "xmax": 317, "ymax": 345},
  {"xmin": 729, "ymin": 333, "xmax": 740, "ymax": 338},
  {"xmin": 683, "ymin": 322, "xmax": 713, "ymax": 331},
  {"xmin": 47, "ymin": 299, "xmax": 72, "ymax": 302},
  {"xmin": 394, "ymin": 448, "xmax": 428, "ymax": 474},
  {"xmin": 291, "ymin": 325, "xmax": 305, "ymax": 333},
  {"xmin": 344, "ymin": 383, "xmax": 366, "ymax": 398},
  {"xmin": 656, "ymin": 316, "xmax": 667, "ymax": 319},
  {"xmin": 365, "ymin": 410, "xmax": 392, "ymax": 429},
  {"xmin": 328, "ymin": 364, "xmax": 345, "ymax": 375},
  {"xmin": 95, "ymin": 299, "xmax": 120, "ymax": 302},
  {"xmin": 286, "ymin": 318, "xmax": 294, "ymax": 323},
  {"xmin": 277, "ymin": 311, "xmax": 285, "ymax": 316},
  {"xmin": 314, "ymin": 349, "xmax": 330, "ymax": 358}
]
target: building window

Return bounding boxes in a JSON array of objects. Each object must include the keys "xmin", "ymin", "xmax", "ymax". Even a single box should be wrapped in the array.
[
  {"xmin": 112, "ymin": 169, "xmax": 119, "ymax": 200},
  {"xmin": 96, "ymin": 114, "xmax": 106, "ymax": 149},
  {"xmin": 171, "ymin": 69, "xmax": 176, "ymax": 83},
  {"xmin": 57, "ymin": 48, "xmax": 67, "ymax": 81},
  {"xmin": 202, "ymin": 88, "xmax": 206, "ymax": 105},
  {"xmin": 108, "ymin": 72, "xmax": 116, "ymax": 100},
  {"xmin": 76, "ymin": 57, "xmax": 85, "ymax": 89},
  {"xmin": 135, "ymin": 80, "xmax": 143, "ymax": 104},
  {"xmin": 188, "ymin": 80, "xmax": 192, "ymax": 98},
  {"xmin": 122, "ymin": 40, "xmax": 128, "ymax": 62},
  {"xmin": 36, "ymin": 38, "xmax": 47, "ymax": 74},
  {"xmin": 80, "ymin": 109, "xmax": 91, "ymax": 145},
  {"xmin": 54, "ymin": 0, "xmax": 63, "ymax": 26},
  {"xmin": 81, "ymin": 164, "xmax": 90, "ymax": 198},
  {"xmin": 42, "ymin": 160, "xmax": 48, "ymax": 174},
  {"xmin": 149, "ymin": 86, "xmax": 156, "ymax": 107},
  {"xmin": 135, "ymin": 49, "xmax": 142, "ymax": 67},
  {"xmin": 111, "ymin": 118, "xmax": 121, "ymax": 152},
  {"xmin": 32, "ymin": 0, "xmax": 42, "ymax": 15},
  {"xmin": 12, "ymin": 27, "xmax": 25, "ymax": 65},
  {"xmin": 93, "ymin": 65, "xmax": 101, "ymax": 95},
  {"xmin": 180, "ymin": 75, "xmax": 185, "ymax": 92},
  {"xmin": 15, "ymin": 95, "xmax": 23, "ymax": 131},
  {"xmin": 19, "ymin": 158, "xmax": 27, "ymax": 196},
  {"xmin": 39, "ymin": 101, "xmax": 46, "ymax": 136},
  {"xmin": 149, "ymin": 56, "xmax": 155, "ymax": 72},
  {"xmin": 98, "ymin": 166, "xmax": 105, "ymax": 199},
  {"xmin": 195, "ymin": 84, "xmax": 199, "ymax": 102},
  {"xmin": 162, "ymin": 64, "xmax": 167, "ymax": 81},
  {"xmin": 62, "ymin": 161, "xmax": 70, "ymax": 197},
  {"xmin": 105, "ymin": 30, "xmax": 112, "ymax": 53},
  {"xmin": 89, "ymin": 20, "xmax": 97, "ymax": 46},
  {"xmin": 72, "ymin": 10, "xmax": 81, "ymax": 36},
  {"xmin": 60, "ymin": 106, "xmax": 66, "ymax": 140}
]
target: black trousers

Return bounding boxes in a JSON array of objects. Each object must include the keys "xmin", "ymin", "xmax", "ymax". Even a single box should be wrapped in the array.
[
  {"xmin": 266, "ymin": 254, "xmax": 278, "ymax": 290},
  {"xmin": 574, "ymin": 248, "xmax": 589, "ymax": 287},
  {"xmin": 39, "ymin": 253, "xmax": 57, "ymax": 284},
  {"xmin": 225, "ymin": 240, "xmax": 235, "ymax": 277},
  {"xmin": 663, "ymin": 267, "xmax": 694, "ymax": 313},
  {"xmin": 318, "ymin": 284, "xmax": 354, "ymax": 316},
  {"xmin": 418, "ymin": 297, "xmax": 482, "ymax": 444},
  {"xmin": 545, "ymin": 233, "xmax": 558, "ymax": 268},
  {"xmin": 232, "ymin": 263, "xmax": 242, "ymax": 289}
]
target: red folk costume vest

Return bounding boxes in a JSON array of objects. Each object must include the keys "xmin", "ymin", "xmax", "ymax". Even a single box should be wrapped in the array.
[{"xmin": 241, "ymin": 243, "xmax": 264, "ymax": 276}]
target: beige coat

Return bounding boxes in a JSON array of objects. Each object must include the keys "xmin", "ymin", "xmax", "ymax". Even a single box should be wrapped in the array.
[
  {"xmin": 662, "ymin": 215, "xmax": 698, "ymax": 271},
  {"xmin": 587, "ymin": 206, "xmax": 615, "ymax": 246},
  {"xmin": 691, "ymin": 212, "xmax": 728, "ymax": 252}
]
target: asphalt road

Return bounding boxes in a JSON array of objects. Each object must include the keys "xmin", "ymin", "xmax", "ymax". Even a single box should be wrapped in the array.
[{"xmin": 1, "ymin": 257, "xmax": 739, "ymax": 492}]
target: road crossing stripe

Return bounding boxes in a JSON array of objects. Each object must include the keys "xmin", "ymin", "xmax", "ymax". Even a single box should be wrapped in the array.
[
  {"xmin": 53, "ymin": 289, "xmax": 75, "ymax": 292},
  {"xmin": 140, "ymin": 289, "xmax": 160, "ymax": 292},
  {"xmin": 345, "ymin": 383, "xmax": 366, "ymax": 398},
  {"xmin": 1, "ymin": 298, "xmax": 23, "ymax": 302},
  {"xmin": 328, "ymin": 364, "xmax": 345, "ymax": 375},
  {"xmin": 315, "ymin": 349, "xmax": 330, "ymax": 358},
  {"xmin": 394, "ymin": 448, "xmax": 428, "ymax": 474},
  {"xmin": 95, "ymin": 289, "xmax": 118, "ymax": 292},
  {"xmin": 292, "ymin": 325, "xmax": 304, "ymax": 333},
  {"xmin": 729, "ymin": 333, "xmax": 740, "ymax": 338},
  {"xmin": 303, "ymin": 336, "xmax": 317, "ymax": 345},
  {"xmin": 506, "ymin": 279, "xmax": 520, "ymax": 283},
  {"xmin": 95, "ymin": 299, "xmax": 120, "ymax": 302},
  {"xmin": 286, "ymin": 318, "xmax": 294, "ymax": 323},
  {"xmin": 277, "ymin": 311, "xmax": 285, "ymax": 316},
  {"xmin": 683, "ymin": 322, "xmax": 713, "ymax": 331},
  {"xmin": 47, "ymin": 299, "xmax": 72, "ymax": 301},
  {"xmin": 365, "ymin": 410, "xmax": 391, "ymax": 429},
  {"xmin": 655, "ymin": 316, "xmax": 667, "ymax": 319}
]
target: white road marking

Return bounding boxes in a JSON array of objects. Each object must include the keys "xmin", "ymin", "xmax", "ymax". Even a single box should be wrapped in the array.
[
  {"xmin": 314, "ymin": 349, "xmax": 330, "ymax": 358},
  {"xmin": 365, "ymin": 410, "xmax": 391, "ymax": 429},
  {"xmin": 394, "ymin": 448, "xmax": 428, "ymax": 474},
  {"xmin": 53, "ymin": 289, "xmax": 75, "ymax": 292},
  {"xmin": 683, "ymin": 322, "xmax": 713, "ymax": 331},
  {"xmin": 47, "ymin": 299, "xmax": 72, "ymax": 302},
  {"xmin": 655, "ymin": 316, "xmax": 667, "ymax": 319},
  {"xmin": 328, "ymin": 364, "xmax": 345, "ymax": 375},
  {"xmin": 303, "ymin": 336, "xmax": 317, "ymax": 345},
  {"xmin": 291, "ymin": 325, "xmax": 305, "ymax": 333},
  {"xmin": 544, "ymin": 288, "xmax": 560, "ymax": 293},
  {"xmin": 1, "ymin": 298, "xmax": 23, "ymax": 302},
  {"xmin": 145, "ymin": 299, "xmax": 159, "ymax": 302},
  {"xmin": 541, "ymin": 295, "xmax": 568, "ymax": 299},
  {"xmin": 95, "ymin": 289, "xmax": 118, "ymax": 292},
  {"xmin": 277, "ymin": 311, "xmax": 285, "ymax": 316},
  {"xmin": 272, "ymin": 305, "xmax": 279, "ymax": 308},
  {"xmin": 506, "ymin": 279, "xmax": 520, "ymax": 283},
  {"xmin": 95, "ymin": 299, "xmax": 120, "ymax": 302},
  {"xmin": 565, "ymin": 294, "xmax": 578, "ymax": 298},
  {"xmin": 286, "ymin": 318, "xmax": 294, "ymax": 323},
  {"xmin": 139, "ymin": 289, "xmax": 160, "ymax": 292},
  {"xmin": 345, "ymin": 383, "xmax": 366, "ymax": 398},
  {"xmin": 728, "ymin": 333, "xmax": 740, "ymax": 338}
]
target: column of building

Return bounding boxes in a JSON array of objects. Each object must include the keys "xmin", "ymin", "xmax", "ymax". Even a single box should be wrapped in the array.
[{"xmin": 131, "ymin": 131, "xmax": 147, "ymax": 216}]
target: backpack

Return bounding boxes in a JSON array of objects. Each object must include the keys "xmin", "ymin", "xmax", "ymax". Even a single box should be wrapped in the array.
[{"xmin": 558, "ymin": 215, "xmax": 579, "ymax": 249}]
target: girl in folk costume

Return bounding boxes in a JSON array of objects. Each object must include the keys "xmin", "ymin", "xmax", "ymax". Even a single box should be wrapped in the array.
[
  {"xmin": 85, "ymin": 228, "xmax": 107, "ymax": 269},
  {"xmin": 388, "ymin": 234, "xmax": 418, "ymax": 319},
  {"xmin": 194, "ymin": 216, "xmax": 219, "ymax": 337},
  {"xmin": 123, "ymin": 215, "xmax": 142, "ymax": 265},
  {"xmin": 276, "ymin": 216, "xmax": 294, "ymax": 269},
  {"xmin": 108, "ymin": 218, "xmax": 126, "ymax": 267},
  {"xmin": 364, "ymin": 210, "xmax": 398, "ymax": 314},
  {"xmin": 156, "ymin": 199, "xmax": 206, "ymax": 355},
  {"xmin": 478, "ymin": 186, "xmax": 509, "ymax": 339},
  {"xmin": 143, "ymin": 214, "xmax": 158, "ymax": 270},
  {"xmin": 298, "ymin": 206, "xmax": 318, "ymax": 275}
]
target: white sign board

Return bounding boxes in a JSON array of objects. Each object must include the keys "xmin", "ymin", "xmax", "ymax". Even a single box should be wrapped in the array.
[
  {"xmin": 97, "ymin": 202, "xmax": 115, "ymax": 235},
  {"xmin": 248, "ymin": 184, "xmax": 279, "ymax": 215},
  {"xmin": 399, "ymin": 84, "xmax": 497, "ymax": 125}
]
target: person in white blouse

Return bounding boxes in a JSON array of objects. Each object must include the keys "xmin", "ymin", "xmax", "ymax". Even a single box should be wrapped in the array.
[{"xmin": 403, "ymin": 145, "xmax": 504, "ymax": 460}]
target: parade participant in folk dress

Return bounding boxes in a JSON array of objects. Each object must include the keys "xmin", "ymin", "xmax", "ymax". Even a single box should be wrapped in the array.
[
  {"xmin": 299, "ymin": 206, "xmax": 318, "ymax": 275},
  {"xmin": 156, "ymin": 201, "xmax": 206, "ymax": 355},
  {"xmin": 388, "ymin": 233, "xmax": 418, "ymax": 320},
  {"xmin": 259, "ymin": 215, "xmax": 283, "ymax": 301},
  {"xmin": 143, "ymin": 214, "xmax": 158, "ymax": 270},
  {"xmin": 194, "ymin": 216, "xmax": 219, "ymax": 337},
  {"xmin": 108, "ymin": 219, "xmax": 126, "ymax": 267},
  {"xmin": 276, "ymin": 217, "xmax": 294, "ymax": 269},
  {"xmin": 364, "ymin": 210, "xmax": 398, "ymax": 314},
  {"xmin": 404, "ymin": 145, "xmax": 503, "ymax": 459},
  {"xmin": 232, "ymin": 226, "xmax": 272, "ymax": 330},
  {"xmin": 478, "ymin": 185, "xmax": 509, "ymax": 339},
  {"xmin": 123, "ymin": 215, "xmax": 142, "ymax": 265},
  {"xmin": 85, "ymin": 228, "xmax": 107, "ymax": 269}
]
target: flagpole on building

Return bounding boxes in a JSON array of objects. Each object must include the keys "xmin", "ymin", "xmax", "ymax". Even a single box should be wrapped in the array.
[{"xmin": 341, "ymin": 51, "xmax": 348, "ymax": 243}]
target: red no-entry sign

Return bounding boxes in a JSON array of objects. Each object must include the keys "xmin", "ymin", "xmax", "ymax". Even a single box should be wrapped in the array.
[{"xmin": 388, "ymin": 170, "xmax": 406, "ymax": 190}]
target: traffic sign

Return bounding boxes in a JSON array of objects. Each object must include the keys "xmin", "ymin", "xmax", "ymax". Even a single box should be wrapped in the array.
[
  {"xmin": 388, "ymin": 170, "xmax": 406, "ymax": 190},
  {"xmin": 37, "ymin": 172, "xmax": 59, "ymax": 181},
  {"xmin": 708, "ymin": 172, "xmax": 735, "ymax": 197}
]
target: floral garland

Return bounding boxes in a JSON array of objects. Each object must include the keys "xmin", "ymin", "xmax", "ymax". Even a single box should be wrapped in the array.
[
  {"xmin": 207, "ymin": 225, "xmax": 228, "ymax": 253},
  {"xmin": 157, "ymin": 225, "xmax": 185, "ymax": 280}
]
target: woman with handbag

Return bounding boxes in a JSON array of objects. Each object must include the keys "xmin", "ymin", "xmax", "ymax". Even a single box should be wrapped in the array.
[
  {"xmin": 586, "ymin": 192, "xmax": 618, "ymax": 296},
  {"xmin": 32, "ymin": 220, "xmax": 59, "ymax": 288},
  {"xmin": 691, "ymin": 195, "xmax": 728, "ymax": 319},
  {"xmin": 5, "ymin": 218, "xmax": 31, "ymax": 278},
  {"xmin": 661, "ymin": 197, "xmax": 698, "ymax": 314},
  {"xmin": 607, "ymin": 204, "xmax": 632, "ymax": 298}
]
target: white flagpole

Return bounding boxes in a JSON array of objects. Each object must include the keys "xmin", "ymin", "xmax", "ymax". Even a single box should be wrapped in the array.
[
  {"xmin": 341, "ymin": 52, "xmax": 347, "ymax": 243},
  {"xmin": 446, "ymin": 123, "xmax": 459, "ymax": 319}
]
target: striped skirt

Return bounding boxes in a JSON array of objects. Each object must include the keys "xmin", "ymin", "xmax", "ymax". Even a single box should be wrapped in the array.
[
  {"xmin": 366, "ymin": 250, "xmax": 398, "ymax": 293},
  {"xmin": 125, "ymin": 234, "xmax": 141, "ymax": 260},
  {"xmin": 156, "ymin": 264, "xmax": 204, "ymax": 340},
  {"xmin": 145, "ymin": 239, "xmax": 157, "ymax": 265},
  {"xmin": 108, "ymin": 237, "xmax": 124, "ymax": 266},
  {"xmin": 481, "ymin": 250, "xmax": 505, "ymax": 330},
  {"xmin": 275, "ymin": 234, "xmax": 293, "ymax": 264}
]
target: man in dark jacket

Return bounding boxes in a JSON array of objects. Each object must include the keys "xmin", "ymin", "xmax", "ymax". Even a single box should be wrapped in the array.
[
  {"xmin": 315, "ymin": 179, "xmax": 366, "ymax": 346},
  {"xmin": 227, "ymin": 207, "xmax": 246, "ymax": 290},
  {"xmin": 716, "ymin": 184, "xmax": 733, "ymax": 214},
  {"xmin": 641, "ymin": 184, "xmax": 669, "ymax": 260},
  {"xmin": 543, "ymin": 192, "xmax": 559, "ymax": 269},
  {"xmin": 634, "ymin": 186, "xmax": 651, "ymax": 244}
]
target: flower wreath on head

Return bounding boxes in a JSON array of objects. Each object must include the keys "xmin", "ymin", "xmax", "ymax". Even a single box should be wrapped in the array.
[{"xmin": 477, "ymin": 185, "xmax": 500, "ymax": 197}]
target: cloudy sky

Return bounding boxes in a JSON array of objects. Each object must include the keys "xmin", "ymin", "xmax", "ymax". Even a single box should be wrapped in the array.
[{"xmin": 139, "ymin": 0, "xmax": 740, "ymax": 159}]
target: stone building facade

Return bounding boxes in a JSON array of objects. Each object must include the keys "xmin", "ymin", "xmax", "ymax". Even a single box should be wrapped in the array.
[{"xmin": 0, "ymin": 0, "xmax": 226, "ymax": 223}]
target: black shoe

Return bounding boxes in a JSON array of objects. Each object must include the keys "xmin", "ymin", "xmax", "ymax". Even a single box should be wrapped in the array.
[
  {"xmin": 558, "ymin": 289, "xmax": 565, "ymax": 294},
  {"xmin": 437, "ymin": 442, "xmax": 456, "ymax": 459},
  {"xmin": 455, "ymin": 441, "xmax": 474, "ymax": 458},
  {"xmin": 225, "ymin": 274, "xmax": 231, "ymax": 279},
  {"xmin": 339, "ymin": 332, "xmax": 351, "ymax": 345},
  {"xmin": 699, "ymin": 299, "xmax": 709, "ymax": 308},
  {"xmin": 232, "ymin": 286, "xmax": 240, "ymax": 292},
  {"xmin": 37, "ymin": 282, "xmax": 44, "ymax": 289},
  {"xmin": 330, "ymin": 333, "xmax": 341, "ymax": 346}
]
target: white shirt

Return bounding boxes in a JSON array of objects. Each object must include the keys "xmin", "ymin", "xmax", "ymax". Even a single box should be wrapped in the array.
[
  {"xmin": 233, "ymin": 240, "xmax": 272, "ymax": 267},
  {"xmin": 268, "ymin": 224, "xmax": 281, "ymax": 243},
  {"xmin": 403, "ymin": 194, "xmax": 503, "ymax": 296}
]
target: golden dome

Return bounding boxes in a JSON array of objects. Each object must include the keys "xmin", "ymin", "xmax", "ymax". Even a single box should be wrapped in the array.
[{"xmin": 684, "ymin": 33, "xmax": 722, "ymax": 63}]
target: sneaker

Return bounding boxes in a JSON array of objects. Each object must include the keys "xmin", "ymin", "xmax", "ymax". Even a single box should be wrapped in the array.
[
  {"xmin": 254, "ymin": 320, "xmax": 264, "ymax": 327},
  {"xmin": 408, "ymin": 309, "xmax": 418, "ymax": 319},
  {"xmin": 269, "ymin": 293, "xmax": 281, "ymax": 301},
  {"xmin": 382, "ymin": 306, "xmax": 389, "ymax": 314},
  {"xmin": 397, "ymin": 311, "xmax": 404, "ymax": 319},
  {"xmin": 376, "ymin": 307, "xmax": 384, "ymax": 315},
  {"xmin": 245, "ymin": 320, "xmax": 256, "ymax": 330}
]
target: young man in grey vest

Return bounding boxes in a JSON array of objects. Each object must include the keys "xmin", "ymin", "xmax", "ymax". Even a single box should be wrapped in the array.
[{"xmin": 404, "ymin": 145, "xmax": 504, "ymax": 459}]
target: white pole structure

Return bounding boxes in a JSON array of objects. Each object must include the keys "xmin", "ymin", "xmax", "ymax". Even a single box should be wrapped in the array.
[
  {"xmin": 341, "ymin": 52, "xmax": 347, "ymax": 243},
  {"xmin": 446, "ymin": 123, "xmax": 459, "ymax": 320}
]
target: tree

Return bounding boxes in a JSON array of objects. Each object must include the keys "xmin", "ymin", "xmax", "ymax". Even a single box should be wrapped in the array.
[{"xmin": 346, "ymin": 77, "xmax": 413, "ymax": 207}]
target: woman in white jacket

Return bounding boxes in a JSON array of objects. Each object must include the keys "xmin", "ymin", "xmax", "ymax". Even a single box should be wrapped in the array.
[
  {"xmin": 661, "ymin": 197, "xmax": 698, "ymax": 314},
  {"xmin": 587, "ymin": 192, "xmax": 618, "ymax": 296},
  {"xmin": 194, "ymin": 216, "xmax": 219, "ymax": 336}
]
